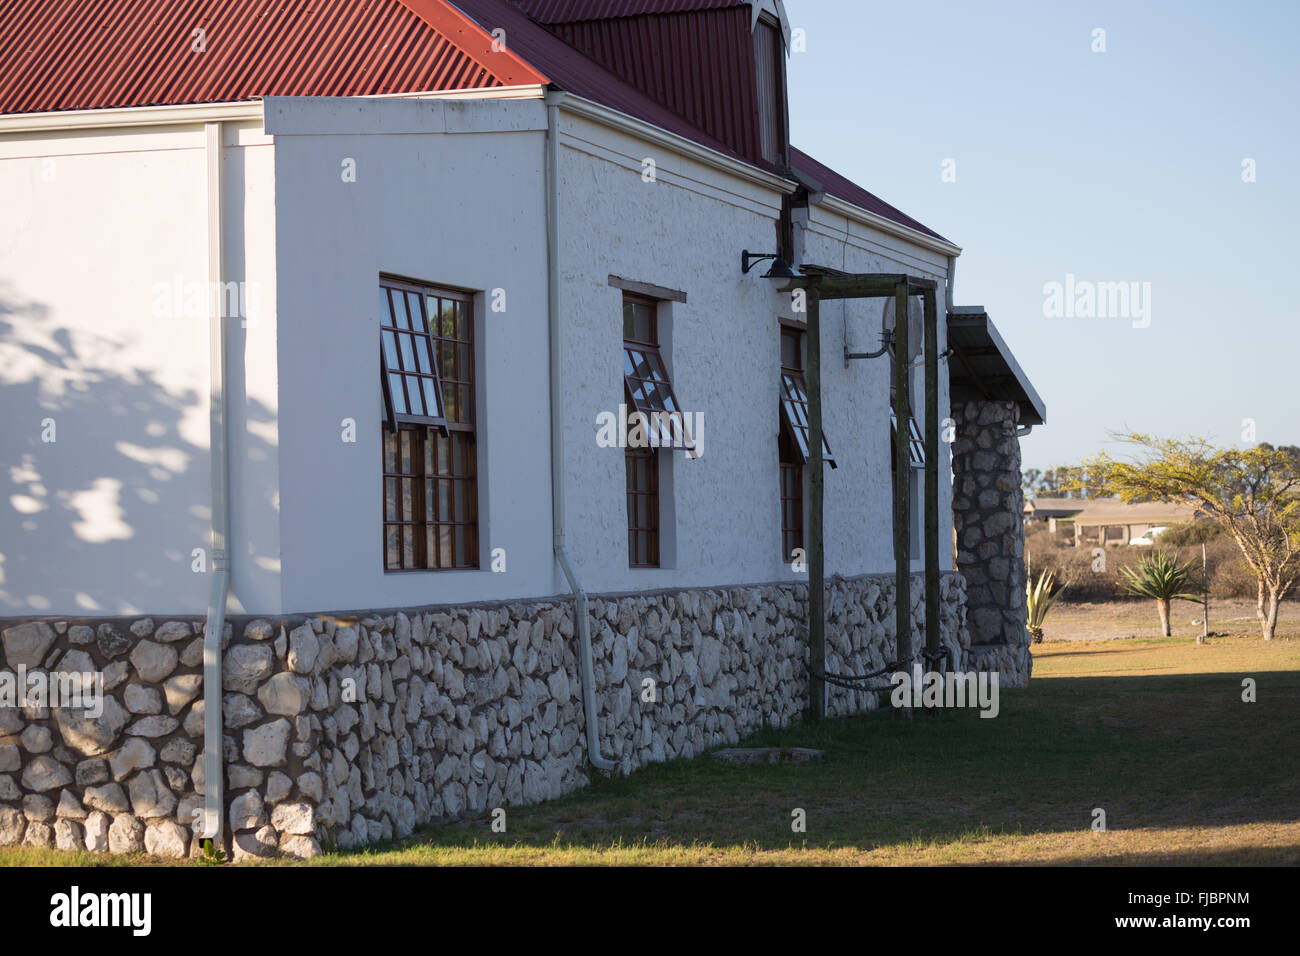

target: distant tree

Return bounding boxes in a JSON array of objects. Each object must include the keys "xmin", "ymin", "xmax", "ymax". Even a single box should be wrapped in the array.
[
  {"xmin": 1022, "ymin": 467, "xmax": 1043, "ymax": 497},
  {"xmin": 1159, "ymin": 520, "xmax": 1224, "ymax": 547},
  {"xmin": 1039, "ymin": 467, "xmax": 1065, "ymax": 495},
  {"xmin": 1086, "ymin": 436, "xmax": 1300, "ymax": 640}
]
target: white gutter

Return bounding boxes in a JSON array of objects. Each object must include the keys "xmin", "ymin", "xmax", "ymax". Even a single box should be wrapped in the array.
[
  {"xmin": 545, "ymin": 91, "xmax": 616, "ymax": 773},
  {"xmin": 200, "ymin": 121, "xmax": 230, "ymax": 846},
  {"xmin": 818, "ymin": 194, "xmax": 963, "ymax": 259}
]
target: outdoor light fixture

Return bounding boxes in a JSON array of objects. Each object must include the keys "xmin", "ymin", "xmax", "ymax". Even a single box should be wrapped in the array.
[{"xmin": 741, "ymin": 249, "xmax": 794, "ymax": 278}]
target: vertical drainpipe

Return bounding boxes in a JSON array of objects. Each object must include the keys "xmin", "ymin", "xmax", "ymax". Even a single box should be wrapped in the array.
[
  {"xmin": 544, "ymin": 91, "xmax": 617, "ymax": 772},
  {"xmin": 201, "ymin": 120, "xmax": 230, "ymax": 846}
]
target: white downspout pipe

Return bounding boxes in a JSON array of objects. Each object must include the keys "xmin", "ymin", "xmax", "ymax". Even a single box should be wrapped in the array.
[
  {"xmin": 945, "ymin": 255, "xmax": 956, "ymax": 314},
  {"xmin": 201, "ymin": 120, "xmax": 230, "ymax": 845},
  {"xmin": 545, "ymin": 91, "xmax": 616, "ymax": 772}
]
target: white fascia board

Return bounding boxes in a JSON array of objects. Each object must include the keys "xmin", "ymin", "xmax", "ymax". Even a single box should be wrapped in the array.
[
  {"xmin": 557, "ymin": 93, "xmax": 797, "ymax": 198},
  {"xmin": 803, "ymin": 216, "xmax": 948, "ymax": 278},
  {"xmin": 0, "ymin": 85, "xmax": 545, "ymax": 135},
  {"xmin": 262, "ymin": 95, "xmax": 546, "ymax": 136},
  {"xmin": 0, "ymin": 100, "xmax": 263, "ymax": 134},
  {"xmin": 816, "ymin": 193, "xmax": 963, "ymax": 259}
]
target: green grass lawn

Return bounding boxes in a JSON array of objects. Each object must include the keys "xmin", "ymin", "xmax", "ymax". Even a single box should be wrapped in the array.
[{"xmin": 4, "ymin": 633, "xmax": 1298, "ymax": 866}]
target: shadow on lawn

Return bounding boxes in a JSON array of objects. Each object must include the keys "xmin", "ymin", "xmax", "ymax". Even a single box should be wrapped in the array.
[{"xmin": 352, "ymin": 670, "xmax": 1300, "ymax": 864}]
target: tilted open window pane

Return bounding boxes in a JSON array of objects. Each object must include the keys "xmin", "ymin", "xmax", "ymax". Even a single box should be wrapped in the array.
[
  {"xmin": 779, "ymin": 371, "xmax": 836, "ymax": 468},
  {"xmin": 889, "ymin": 394, "xmax": 926, "ymax": 466},
  {"xmin": 623, "ymin": 344, "xmax": 693, "ymax": 450},
  {"xmin": 379, "ymin": 284, "xmax": 446, "ymax": 429}
]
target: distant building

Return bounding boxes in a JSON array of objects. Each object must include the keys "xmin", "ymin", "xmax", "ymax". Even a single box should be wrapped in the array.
[{"xmin": 1024, "ymin": 497, "xmax": 1200, "ymax": 546}]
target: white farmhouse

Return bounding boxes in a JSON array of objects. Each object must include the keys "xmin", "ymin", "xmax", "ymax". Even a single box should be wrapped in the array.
[{"xmin": 0, "ymin": 0, "xmax": 1045, "ymax": 856}]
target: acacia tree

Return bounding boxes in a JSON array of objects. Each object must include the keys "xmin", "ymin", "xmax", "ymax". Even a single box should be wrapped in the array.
[{"xmin": 1085, "ymin": 436, "xmax": 1300, "ymax": 640}]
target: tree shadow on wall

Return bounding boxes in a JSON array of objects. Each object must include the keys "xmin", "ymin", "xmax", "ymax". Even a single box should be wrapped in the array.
[{"xmin": 0, "ymin": 283, "xmax": 277, "ymax": 617}]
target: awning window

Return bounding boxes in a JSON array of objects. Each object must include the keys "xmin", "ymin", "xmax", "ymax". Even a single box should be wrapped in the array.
[
  {"xmin": 890, "ymin": 394, "xmax": 925, "ymax": 466},
  {"xmin": 380, "ymin": 285, "xmax": 447, "ymax": 431},
  {"xmin": 624, "ymin": 344, "xmax": 696, "ymax": 451},
  {"xmin": 779, "ymin": 371, "xmax": 837, "ymax": 468}
]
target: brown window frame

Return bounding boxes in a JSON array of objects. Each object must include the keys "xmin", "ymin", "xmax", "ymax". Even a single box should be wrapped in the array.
[
  {"xmin": 380, "ymin": 276, "xmax": 479, "ymax": 572},
  {"xmin": 623, "ymin": 293, "xmax": 664, "ymax": 568}
]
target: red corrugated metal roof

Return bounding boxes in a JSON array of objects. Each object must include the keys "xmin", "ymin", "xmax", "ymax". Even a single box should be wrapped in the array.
[
  {"xmin": 791, "ymin": 147, "xmax": 949, "ymax": 243},
  {"xmin": 0, "ymin": 0, "xmax": 546, "ymax": 114},
  {"xmin": 510, "ymin": 0, "xmax": 743, "ymax": 23}
]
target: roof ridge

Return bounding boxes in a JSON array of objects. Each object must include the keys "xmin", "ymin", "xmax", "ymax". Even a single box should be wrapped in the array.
[{"xmin": 400, "ymin": 0, "xmax": 550, "ymax": 86}]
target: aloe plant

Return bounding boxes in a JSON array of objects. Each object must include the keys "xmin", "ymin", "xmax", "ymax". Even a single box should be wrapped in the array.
[
  {"xmin": 1026, "ymin": 570, "xmax": 1065, "ymax": 643},
  {"xmin": 1119, "ymin": 550, "xmax": 1201, "ymax": 636}
]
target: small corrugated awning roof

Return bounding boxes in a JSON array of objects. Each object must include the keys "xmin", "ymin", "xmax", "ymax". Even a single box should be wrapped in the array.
[{"xmin": 948, "ymin": 307, "xmax": 1046, "ymax": 426}]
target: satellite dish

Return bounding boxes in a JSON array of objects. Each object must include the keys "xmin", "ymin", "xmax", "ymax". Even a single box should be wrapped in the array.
[{"xmin": 881, "ymin": 297, "xmax": 924, "ymax": 363}]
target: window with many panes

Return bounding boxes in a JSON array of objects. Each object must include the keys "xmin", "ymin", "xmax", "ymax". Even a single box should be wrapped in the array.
[
  {"xmin": 778, "ymin": 323, "xmax": 836, "ymax": 561},
  {"xmin": 778, "ymin": 326, "xmax": 804, "ymax": 561},
  {"xmin": 622, "ymin": 293, "xmax": 683, "ymax": 568},
  {"xmin": 379, "ymin": 276, "xmax": 478, "ymax": 571}
]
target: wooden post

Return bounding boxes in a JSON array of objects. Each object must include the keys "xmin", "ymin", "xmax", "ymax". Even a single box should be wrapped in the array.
[
  {"xmin": 806, "ymin": 282, "xmax": 826, "ymax": 720},
  {"xmin": 923, "ymin": 289, "xmax": 940, "ymax": 669},
  {"xmin": 893, "ymin": 281, "xmax": 912, "ymax": 716},
  {"xmin": 1200, "ymin": 542, "xmax": 1208, "ymax": 645}
]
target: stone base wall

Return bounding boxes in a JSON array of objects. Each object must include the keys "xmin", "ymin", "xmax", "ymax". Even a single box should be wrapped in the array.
[
  {"xmin": 1, "ymin": 572, "xmax": 968, "ymax": 859},
  {"xmin": 951, "ymin": 399, "xmax": 1032, "ymax": 688}
]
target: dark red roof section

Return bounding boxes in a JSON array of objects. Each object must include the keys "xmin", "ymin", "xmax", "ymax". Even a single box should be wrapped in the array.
[
  {"xmin": 542, "ymin": 6, "xmax": 761, "ymax": 163},
  {"xmin": 791, "ymin": 147, "xmax": 949, "ymax": 243},
  {"xmin": 453, "ymin": 0, "xmax": 747, "ymax": 160},
  {"xmin": 0, "ymin": 0, "xmax": 546, "ymax": 114},
  {"xmin": 511, "ymin": 0, "xmax": 744, "ymax": 23}
]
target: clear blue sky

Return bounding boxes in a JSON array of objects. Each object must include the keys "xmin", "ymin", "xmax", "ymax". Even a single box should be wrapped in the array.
[{"xmin": 785, "ymin": 0, "xmax": 1300, "ymax": 471}]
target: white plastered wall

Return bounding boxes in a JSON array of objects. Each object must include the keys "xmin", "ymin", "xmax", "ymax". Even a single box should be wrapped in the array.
[{"xmin": 265, "ymin": 96, "xmax": 553, "ymax": 615}]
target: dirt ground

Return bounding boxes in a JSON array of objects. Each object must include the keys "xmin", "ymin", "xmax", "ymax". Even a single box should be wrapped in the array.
[{"xmin": 1042, "ymin": 598, "xmax": 1300, "ymax": 642}]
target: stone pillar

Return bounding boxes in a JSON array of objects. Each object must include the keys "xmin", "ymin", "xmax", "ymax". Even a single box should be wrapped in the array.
[{"xmin": 950, "ymin": 399, "xmax": 1031, "ymax": 687}]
